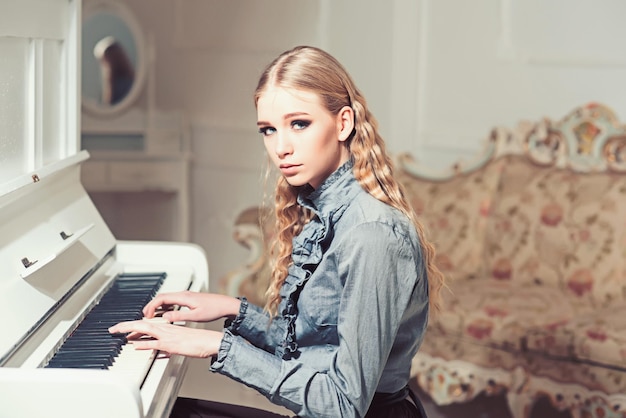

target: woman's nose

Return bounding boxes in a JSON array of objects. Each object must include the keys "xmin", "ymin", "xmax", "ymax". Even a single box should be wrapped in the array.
[{"xmin": 274, "ymin": 133, "xmax": 293, "ymax": 158}]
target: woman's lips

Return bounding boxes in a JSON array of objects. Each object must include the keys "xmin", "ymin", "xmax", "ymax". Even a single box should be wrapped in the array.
[{"xmin": 280, "ymin": 164, "xmax": 301, "ymax": 175}]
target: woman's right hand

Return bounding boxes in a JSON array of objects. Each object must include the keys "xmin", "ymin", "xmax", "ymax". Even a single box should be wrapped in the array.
[{"xmin": 143, "ymin": 291, "xmax": 241, "ymax": 323}]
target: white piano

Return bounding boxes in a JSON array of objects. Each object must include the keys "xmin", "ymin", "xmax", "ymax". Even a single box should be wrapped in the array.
[
  {"xmin": 0, "ymin": 1, "xmax": 209, "ymax": 417},
  {"xmin": 0, "ymin": 152, "xmax": 208, "ymax": 417}
]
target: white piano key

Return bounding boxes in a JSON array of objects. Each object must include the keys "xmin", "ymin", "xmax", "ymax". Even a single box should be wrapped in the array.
[
  {"xmin": 109, "ymin": 342, "xmax": 158, "ymax": 387},
  {"xmin": 104, "ymin": 268, "xmax": 193, "ymax": 388}
]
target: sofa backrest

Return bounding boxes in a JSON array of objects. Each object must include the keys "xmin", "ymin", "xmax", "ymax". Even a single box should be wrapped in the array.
[
  {"xmin": 484, "ymin": 103, "xmax": 626, "ymax": 310},
  {"xmin": 395, "ymin": 118, "xmax": 535, "ymax": 283},
  {"xmin": 398, "ymin": 102, "xmax": 626, "ymax": 310},
  {"xmin": 396, "ymin": 156, "xmax": 506, "ymax": 283}
]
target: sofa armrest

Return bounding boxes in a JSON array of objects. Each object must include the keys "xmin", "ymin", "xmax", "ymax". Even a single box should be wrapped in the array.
[{"xmin": 218, "ymin": 206, "xmax": 272, "ymax": 306}]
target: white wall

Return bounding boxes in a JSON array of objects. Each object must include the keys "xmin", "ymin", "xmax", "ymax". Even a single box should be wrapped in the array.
[
  {"xmin": 411, "ymin": 0, "xmax": 626, "ymax": 167},
  {"xmin": 119, "ymin": 0, "xmax": 626, "ymax": 292}
]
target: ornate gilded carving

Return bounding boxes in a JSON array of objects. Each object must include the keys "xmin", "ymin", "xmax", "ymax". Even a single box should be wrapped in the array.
[{"xmin": 573, "ymin": 121, "xmax": 602, "ymax": 155}]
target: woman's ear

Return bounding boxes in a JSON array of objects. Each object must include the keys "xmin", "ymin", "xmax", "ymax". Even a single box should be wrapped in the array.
[{"xmin": 336, "ymin": 106, "xmax": 355, "ymax": 142}]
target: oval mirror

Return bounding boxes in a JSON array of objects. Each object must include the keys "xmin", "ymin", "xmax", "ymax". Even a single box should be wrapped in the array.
[{"xmin": 81, "ymin": 0, "xmax": 146, "ymax": 117}]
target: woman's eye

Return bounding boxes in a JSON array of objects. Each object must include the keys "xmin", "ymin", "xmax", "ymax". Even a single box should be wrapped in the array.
[
  {"xmin": 292, "ymin": 120, "xmax": 310, "ymax": 130},
  {"xmin": 258, "ymin": 126, "xmax": 276, "ymax": 136}
]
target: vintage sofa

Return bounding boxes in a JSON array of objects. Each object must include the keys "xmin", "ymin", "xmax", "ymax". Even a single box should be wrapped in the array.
[{"xmin": 221, "ymin": 103, "xmax": 626, "ymax": 418}]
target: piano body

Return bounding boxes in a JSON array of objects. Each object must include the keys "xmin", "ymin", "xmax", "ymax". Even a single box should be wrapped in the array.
[
  {"xmin": 0, "ymin": 1, "xmax": 209, "ymax": 417},
  {"xmin": 0, "ymin": 152, "xmax": 209, "ymax": 417}
]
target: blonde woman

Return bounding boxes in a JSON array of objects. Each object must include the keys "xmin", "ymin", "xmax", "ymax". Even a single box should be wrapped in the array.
[{"xmin": 110, "ymin": 45, "xmax": 443, "ymax": 418}]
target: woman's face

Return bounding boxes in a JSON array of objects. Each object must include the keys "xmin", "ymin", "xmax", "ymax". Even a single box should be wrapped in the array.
[{"xmin": 257, "ymin": 86, "xmax": 353, "ymax": 189}]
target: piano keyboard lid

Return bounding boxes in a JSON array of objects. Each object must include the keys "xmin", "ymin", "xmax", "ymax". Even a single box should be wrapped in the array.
[{"xmin": 0, "ymin": 151, "xmax": 117, "ymax": 364}]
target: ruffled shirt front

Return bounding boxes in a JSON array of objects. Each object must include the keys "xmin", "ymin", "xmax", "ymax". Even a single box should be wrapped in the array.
[{"xmin": 210, "ymin": 160, "xmax": 429, "ymax": 418}]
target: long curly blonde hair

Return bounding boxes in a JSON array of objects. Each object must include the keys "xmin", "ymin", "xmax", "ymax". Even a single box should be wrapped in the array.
[{"xmin": 254, "ymin": 46, "xmax": 444, "ymax": 317}]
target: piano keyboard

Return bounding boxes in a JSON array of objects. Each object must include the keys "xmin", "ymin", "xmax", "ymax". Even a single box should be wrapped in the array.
[{"xmin": 44, "ymin": 272, "xmax": 166, "ymax": 382}]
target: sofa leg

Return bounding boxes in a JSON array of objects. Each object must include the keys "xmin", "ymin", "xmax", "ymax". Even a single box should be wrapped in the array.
[{"xmin": 505, "ymin": 368, "xmax": 537, "ymax": 418}]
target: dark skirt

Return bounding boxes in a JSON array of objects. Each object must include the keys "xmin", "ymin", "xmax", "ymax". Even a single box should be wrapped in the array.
[
  {"xmin": 170, "ymin": 387, "xmax": 427, "ymax": 418},
  {"xmin": 169, "ymin": 397, "xmax": 291, "ymax": 418}
]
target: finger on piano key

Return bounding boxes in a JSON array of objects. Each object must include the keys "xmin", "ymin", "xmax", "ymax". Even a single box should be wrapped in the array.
[
  {"xmin": 108, "ymin": 316, "xmax": 170, "ymax": 336},
  {"xmin": 142, "ymin": 292, "xmax": 186, "ymax": 318},
  {"xmin": 124, "ymin": 319, "xmax": 171, "ymax": 342}
]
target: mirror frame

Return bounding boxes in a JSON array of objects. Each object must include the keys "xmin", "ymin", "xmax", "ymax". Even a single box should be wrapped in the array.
[{"xmin": 81, "ymin": 0, "xmax": 147, "ymax": 117}]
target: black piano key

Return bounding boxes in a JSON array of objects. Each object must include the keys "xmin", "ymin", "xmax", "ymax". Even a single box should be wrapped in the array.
[
  {"xmin": 50, "ymin": 353, "xmax": 115, "ymax": 364},
  {"xmin": 48, "ymin": 353, "xmax": 114, "ymax": 362},
  {"xmin": 44, "ymin": 272, "xmax": 166, "ymax": 370},
  {"xmin": 57, "ymin": 346, "xmax": 122, "ymax": 355},
  {"xmin": 62, "ymin": 334, "xmax": 125, "ymax": 342},
  {"xmin": 66, "ymin": 338, "xmax": 122, "ymax": 347},
  {"xmin": 47, "ymin": 357, "xmax": 110, "ymax": 367},
  {"xmin": 46, "ymin": 362, "xmax": 109, "ymax": 369}
]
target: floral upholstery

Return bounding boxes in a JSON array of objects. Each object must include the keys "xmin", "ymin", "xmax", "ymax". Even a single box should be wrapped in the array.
[
  {"xmin": 427, "ymin": 280, "xmax": 575, "ymax": 352},
  {"xmin": 416, "ymin": 323, "xmax": 525, "ymax": 373},
  {"xmin": 396, "ymin": 158, "xmax": 505, "ymax": 283},
  {"xmin": 521, "ymin": 341, "xmax": 626, "ymax": 395},
  {"xmin": 396, "ymin": 103, "xmax": 626, "ymax": 418},
  {"xmin": 411, "ymin": 347, "xmax": 524, "ymax": 406},
  {"xmin": 524, "ymin": 305, "xmax": 626, "ymax": 376},
  {"xmin": 484, "ymin": 156, "xmax": 626, "ymax": 313}
]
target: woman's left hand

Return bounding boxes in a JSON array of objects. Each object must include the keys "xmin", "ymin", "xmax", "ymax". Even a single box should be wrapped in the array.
[{"xmin": 109, "ymin": 319, "xmax": 223, "ymax": 358}]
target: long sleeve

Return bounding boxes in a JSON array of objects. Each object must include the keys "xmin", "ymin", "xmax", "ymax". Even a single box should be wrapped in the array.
[
  {"xmin": 225, "ymin": 298, "xmax": 286, "ymax": 355},
  {"xmin": 211, "ymin": 220, "xmax": 428, "ymax": 418}
]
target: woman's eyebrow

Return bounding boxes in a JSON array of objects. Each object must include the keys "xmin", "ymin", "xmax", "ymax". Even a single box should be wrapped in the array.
[
  {"xmin": 283, "ymin": 112, "xmax": 310, "ymax": 119},
  {"xmin": 257, "ymin": 112, "xmax": 311, "ymax": 126}
]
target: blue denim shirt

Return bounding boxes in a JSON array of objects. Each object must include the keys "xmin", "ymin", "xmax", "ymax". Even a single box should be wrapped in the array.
[{"xmin": 211, "ymin": 160, "xmax": 429, "ymax": 418}]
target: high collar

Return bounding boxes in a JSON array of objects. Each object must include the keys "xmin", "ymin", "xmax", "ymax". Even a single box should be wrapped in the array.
[{"xmin": 297, "ymin": 159, "xmax": 358, "ymax": 220}]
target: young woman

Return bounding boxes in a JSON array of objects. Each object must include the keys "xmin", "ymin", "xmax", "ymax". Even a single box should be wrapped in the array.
[{"xmin": 109, "ymin": 45, "xmax": 444, "ymax": 418}]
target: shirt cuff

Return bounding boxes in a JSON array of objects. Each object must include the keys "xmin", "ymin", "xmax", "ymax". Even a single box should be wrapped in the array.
[
  {"xmin": 209, "ymin": 329, "xmax": 234, "ymax": 372},
  {"xmin": 223, "ymin": 296, "xmax": 248, "ymax": 334}
]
